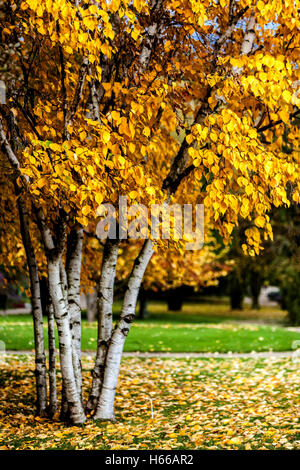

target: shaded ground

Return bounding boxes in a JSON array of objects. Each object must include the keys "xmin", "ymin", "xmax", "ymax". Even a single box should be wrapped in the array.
[{"xmin": 0, "ymin": 355, "xmax": 299, "ymax": 450}]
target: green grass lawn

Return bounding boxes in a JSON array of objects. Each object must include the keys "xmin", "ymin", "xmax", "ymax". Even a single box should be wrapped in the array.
[{"xmin": 0, "ymin": 301, "xmax": 299, "ymax": 353}]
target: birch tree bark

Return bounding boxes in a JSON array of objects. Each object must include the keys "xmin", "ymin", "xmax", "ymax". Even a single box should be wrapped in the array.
[
  {"xmin": 47, "ymin": 299, "xmax": 57, "ymax": 417},
  {"xmin": 0, "ymin": 117, "xmax": 48, "ymax": 415},
  {"xmin": 94, "ymin": 239, "xmax": 154, "ymax": 421},
  {"xmin": 138, "ymin": 0, "xmax": 163, "ymax": 69},
  {"xmin": 38, "ymin": 215, "xmax": 86, "ymax": 424},
  {"xmin": 58, "ymin": 258, "xmax": 72, "ymax": 418},
  {"xmin": 47, "ymin": 254, "xmax": 86, "ymax": 423},
  {"xmin": 66, "ymin": 227, "xmax": 83, "ymax": 398},
  {"xmin": 17, "ymin": 196, "xmax": 48, "ymax": 416},
  {"xmin": 89, "ymin": 0, "xmax": 161, "ymax": 421},
  {"xmin": 86, "ymin": 238, "xmax": 120, "ymax": 414},
  {"xmin": 1, "ymin": 96, "xmax": 85, "ymax": 424}
]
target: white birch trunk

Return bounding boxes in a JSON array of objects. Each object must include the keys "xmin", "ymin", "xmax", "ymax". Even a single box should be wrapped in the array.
[
  {"xmin": 0, "ymin": 116, "xmax": 84, "ymax": 422},
  {"xmin": 240, "ymin": 15, "xmax": 256, "ymax": 56},
  {"xmin": 47, "ymin": 256, "xmax": 86, "ymax": 424},
  {"xmin": 66, "ymin": 228, "xmax": 83, "ymax": 398},
  {"xmin": 139, "ymin": 0, "xmax": 163, "ymax": 70},
  {"xmin": 0, "ymin": 119, "xmax": 48, "ymax": 415},
  {"xmin": 94, "ymin": 239, "xmax": 154, "ymax": 420},
  {"xmin": 86, "ymin": 238, "xmax": 120, "ymax": 414},
  {"xmin": 58, "ymin": 259, "xmax": 71, "ymax": 418},
  {"xmin": 90, "ymin": 0, "xmax": 160, "ymax": 420},
  {"xmin": 232, "ymin": 15, "xmax": 256, "ymax": 74},
  {"xmin": 17, "ymin": 197, "xmax": 48, "ymax": 416},
  {"xmin": 47, "ymin": 300, "xmax": 57, "ymax": 417}
]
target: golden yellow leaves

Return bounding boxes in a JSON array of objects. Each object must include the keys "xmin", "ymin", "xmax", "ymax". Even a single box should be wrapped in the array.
[
  {"xmin": 228, "ymin": 437, "xmax": 242, "ymax": 446},
  {"xmin": 230, "ymin": 57, "xmax": 244, "ymax": 69},
  {"xmin": 113, "ymin": 155, "xmax": 126, "ymax": 169},
  {"xmin": 118, "ymin": 118, "xmax": 135, "ymax": 139},
  {"xmin": 227, "ymin": 195, "xmax": 239, "ymax": 213},
  {"xmin": 210, "ymin": 131, "xmax": 218, "ymax": 143},
  {"xmin": 101, "ymin": 130, "xmax": 111, "ymax": 144},
  {"xmin": 36, "ymin": 177, "xmax": 48, "ymax": 189},
  {"xmin": 219, "ymin": 0, "xmax": 227, "ymax": 9},
  {"xmin": 244, "ymin": 227, "xmax": 262, "ymax": 255},
  {"xmin": 278, "ymin": 108, "xmax": 290, "ymax": 124},
  {"xmin": 1, "ymin": 356, "xmax": 299, "ymax": 450},
  {"xmin": 126, "ymin": 10, "xmax": 136, "ymax": 23},
  {"xmin": 22, "ymin": 0, "xmax": 39, "ymax": 10},
  {"xmin": 128, "ymin": 190, "xmax": 139, "ymax": 200},
  {"xmin": 186, "ymin": 134, "xmax": 194, "ymax": 145},
  {"xmin": 282, "ymin": 90, "xmax": 292, "ymax": 104},
  {"xmin": 48, "ymin": 143, "xmax": 61, "ymax": 152},
  {"xmin": 143, "ymin": 127, "xmax": 151, "ymax": 138},
  {"xmin": 133, "ymin": 166, "xmax": 146, "ymax": 187},
  {"xmin": 82, "ymin": 205, "xmax": 91, "ymax": 216},
  {"xmin": 131, "ymin": 102, "xmax": 144, "ymax": 115},
  {"xmin": 111, "ymin": 111, "xmax": 121, "ymax": 122},
  {"xmin": 188, "ymin": 0, "xmax": 206, "ymax": 26},
  {"xmin": 239, "ymin": 199, "xmax": 250, "ymax": 219},
  {"xmin": 238, "ymin": 53, "xmax": 298, "ymax": 128},
  {"xmin": 254, "ymin": 215, "xmax": 266, "ymax": 228},
  {"xmin": 256, "ymin": 0, "xmax": 265, "ymax": 11},
  {"xmin": 82, "ymin": 16, "xmax": 97, "ymax": 32},
  {"xmin": 95, "ymin": 193, "xmax": 104, "ymax": 205},
  {"xmin": 128, "ymin": 142, "xmax": 136, "ymax": 153},
  {"xmin": 8, "ymin": 0, "xmax": 300, "ymax": 255},
  {"xmin": 103, "ymin": 28, "xmax": 115, "ymax": 41}
]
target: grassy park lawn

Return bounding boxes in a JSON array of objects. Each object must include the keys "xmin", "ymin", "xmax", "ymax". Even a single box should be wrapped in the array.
[
  {"xmin": 0, "ymin": 355, "xmax": 299, "ymax": 450},
  {"xmin": 0, "ymin": 301, "xmax": 299, "ymax": 353}
]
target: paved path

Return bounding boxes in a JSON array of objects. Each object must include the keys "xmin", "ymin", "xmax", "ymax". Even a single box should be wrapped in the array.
[
  {"xmin": 0, "ymin": 308, "xmax": 31, "ymax": 315},
  {"xmin": 2, "ymin": 350, "xmax": 300, "ymax": 359}
]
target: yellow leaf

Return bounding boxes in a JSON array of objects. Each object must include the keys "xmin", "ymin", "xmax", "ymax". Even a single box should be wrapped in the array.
[
  {"xmin": 228, "ymin": 437, "xmax": 242, "ymax": 445},
  {"xmin": 186, "ymin": 134, "xmax": 194, "ymax": 145},
  {"xmin": 87, "ymin": 165, "xmax": 95, "ymax": 176},
  {"xmin": 95, "ymin": 193, "xmax": 103, "ymax": 205},
  {"xmin": 111, "ymin": 111, "xmax": 120, "ymax": 121},
  {"xmin": 146, "ymin": 187, "xmax": 156, "ymax": 196},
  {"xmin": 102, "ymin": 130, "xmax": 111, "ymax": 143},
  {"xmin": 129, "ymin": 190, "xmax": 138, "ymax": 199},
  {"xmin": 129, "ymin": 142, "xmax": 136, "ymax": 153},
  {"xmin": 254, "ymin": 216, "xmax": 265, "ymax": 228},
  {"xmin": 82, "ymin": 205, "xmax": 91, "ymax": 216},
  {"xmin": 115, "ymin": 155, "xmax": 126, "ymax": 168},
  {"xmin": 210, "ymin": 132, "xmax": 218, "ymax": 143},
  {"xmin": 143, "ymin": 127, "xmax": 151, "ymax": 138},
  {"xmin": 282, "ymin": 90, "xmax": 292, "ymax": 103}
]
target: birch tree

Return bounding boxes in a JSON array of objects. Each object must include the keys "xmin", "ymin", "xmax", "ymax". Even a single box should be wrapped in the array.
[{"xmin": 0, "ymin": 0, "xmax": 299, "ymax": 424}]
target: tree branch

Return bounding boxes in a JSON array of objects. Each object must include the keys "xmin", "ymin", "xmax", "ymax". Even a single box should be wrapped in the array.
[{"xmin": 257, "ymin": 109, "xmax": 300, "ymax": 133}]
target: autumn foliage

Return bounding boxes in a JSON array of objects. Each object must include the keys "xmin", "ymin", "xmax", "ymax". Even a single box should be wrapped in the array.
[{"xmin": 0, "ymin": 0, "xmax": 299, "ymax": 425}]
